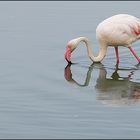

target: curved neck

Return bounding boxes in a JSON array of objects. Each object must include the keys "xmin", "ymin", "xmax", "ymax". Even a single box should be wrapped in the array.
[{"xmin": 72, "ymin": 37, "xmax": 107, "ymax": 62}]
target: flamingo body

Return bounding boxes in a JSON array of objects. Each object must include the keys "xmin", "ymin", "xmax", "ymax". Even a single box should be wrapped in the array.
[
  {"xmin": 96, "ymin": 14, "xmax": 140, "ymax": 46},
  {"xmin": 64, "ymin": 14, "xmax": 140, "ymax": 64}
]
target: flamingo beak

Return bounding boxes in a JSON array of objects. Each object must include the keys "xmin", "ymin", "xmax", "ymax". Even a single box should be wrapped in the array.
[{"xmin": 64, "ymin": 47, "xmax": 72, "ymax": 64}]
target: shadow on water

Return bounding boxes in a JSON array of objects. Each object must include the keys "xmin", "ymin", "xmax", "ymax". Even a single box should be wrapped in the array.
[{"xmin": 64, "ymin": 63, "xmax": 140, "ymax": 107}]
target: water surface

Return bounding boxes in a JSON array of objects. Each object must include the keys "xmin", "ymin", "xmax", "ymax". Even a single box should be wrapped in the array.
[{"xmin": 0, "ymin": 1, "xmax": 140, "ymax": 139}]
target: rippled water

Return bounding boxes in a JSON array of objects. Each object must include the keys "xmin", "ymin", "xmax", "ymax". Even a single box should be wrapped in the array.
[{"xmin": 0, "ymin": 1, "xmax": 140, "ymax": 138}]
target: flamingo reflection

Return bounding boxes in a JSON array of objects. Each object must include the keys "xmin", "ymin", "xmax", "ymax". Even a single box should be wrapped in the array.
[{"xmin": 64, "ymin": 63, "xmax": 140, "ymax": 107}]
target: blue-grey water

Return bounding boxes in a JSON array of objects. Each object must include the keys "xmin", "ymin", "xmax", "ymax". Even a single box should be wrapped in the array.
[{"xmin": 0, "ymin": 1, "xmax": 140, "ymax": 138}]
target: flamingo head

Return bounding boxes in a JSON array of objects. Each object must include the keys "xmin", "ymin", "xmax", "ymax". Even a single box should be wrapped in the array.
[{"xmin": 64, "ymin": 40, "xmax": 76, "ymax": 64}]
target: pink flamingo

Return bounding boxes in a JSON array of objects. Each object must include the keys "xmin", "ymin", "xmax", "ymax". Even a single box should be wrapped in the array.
[{"xmin": 64, "ymin": 14, "xmax": 140, "ymax": 64}]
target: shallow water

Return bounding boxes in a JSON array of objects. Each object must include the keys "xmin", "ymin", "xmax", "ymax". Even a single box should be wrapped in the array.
[{"xmin": 0, "ymin": 1, "xmax": 140, "ymax": 138}]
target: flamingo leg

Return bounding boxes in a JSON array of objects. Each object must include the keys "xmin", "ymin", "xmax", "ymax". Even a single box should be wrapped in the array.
[
  {"xmin": 115, "ymin": 47, "xmax": 119, "ymax": 64},
  {"xmin": 128, "ymin": 46, "xmax": 140, "ymax": 63}
]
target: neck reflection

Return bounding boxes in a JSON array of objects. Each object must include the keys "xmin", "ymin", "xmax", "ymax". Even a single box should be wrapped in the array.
[{"xmin": 64, "ymin": 63, "xmax": 140, "ymax": 107}]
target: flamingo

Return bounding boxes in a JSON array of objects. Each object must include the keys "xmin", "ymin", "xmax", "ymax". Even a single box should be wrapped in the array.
[{"xmin": 64, "ymin": 14, "xmax": 140, "ymax": 64}]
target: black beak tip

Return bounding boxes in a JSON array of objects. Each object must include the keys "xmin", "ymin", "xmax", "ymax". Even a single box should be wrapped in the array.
[
  {"xmin": 68, "ymin": 60, "xmax": 72, "ymax": 65},
  {"xmin": 66, "ymin": 58, "xmax": 72, "ymax": 64}
]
